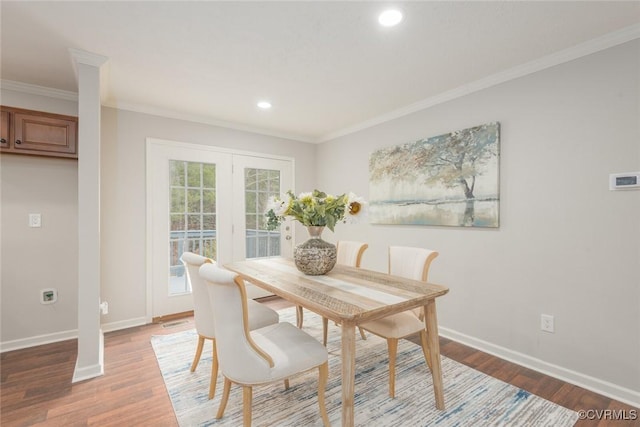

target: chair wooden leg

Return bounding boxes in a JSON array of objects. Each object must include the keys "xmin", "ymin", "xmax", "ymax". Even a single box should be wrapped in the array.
[
  {"xmin": 296, "ymin": 305, "xmax": 304, "ymax": 329},
  {"xmin": 358, "ymin": 327, "xmax": 367, "ymax": 340},
  {"xmin": 208, "ymin": 339, "xmax": 219, "ymax": 399},
  {"xmin": 284, "ymin": 379, "xmax": 290, "ymax": 390},
  {"xmin": 216, "ymin": 377, "xmax": 232, "ymax": 419},
  {"xmin": 387, "ymin": 338, "xmax": 398, "ymax": 398},
  {"xmin": 243, "ymin": 386, "xmax": 253, "ymax": 427},
  {"xmin": 191, "ymin": 335, "xmax": 205, "ymax": 372},
  {"xmin": 419, "ymin": 329, "xmax": 432, "ymax": 371},
  {"xmin": 322, "ymin": 317, "xmax": 329, "ymax": 346},
  {"xmin": 318, "ymin": 362, "xmax": 330, "ymax": 427}
]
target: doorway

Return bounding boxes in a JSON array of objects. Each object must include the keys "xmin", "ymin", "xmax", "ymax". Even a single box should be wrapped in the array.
[{"xmin": 146, "ymin": 138, "xmax": 293, "ymax": 319}]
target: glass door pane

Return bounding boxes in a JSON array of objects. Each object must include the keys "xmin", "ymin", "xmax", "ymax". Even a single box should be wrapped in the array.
[
  {"xmin": 148, "ymin": 139, "xmax": 232, "ymax": 319},
  {"xmin": 232, "ymin": 155, "xmax": 293, "ymax": 263},
  {"xmin": 244, "ymin": 167, "xmax": 281, "ymax": 258},
  {"xmin": 169, "ymin": 160, "xmax": 217, "ymax": 295}
]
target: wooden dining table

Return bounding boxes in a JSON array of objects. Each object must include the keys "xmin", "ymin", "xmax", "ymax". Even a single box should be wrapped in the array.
[{"xmin": 224, "ymin": 257, "xmax": 449, "ymax": 427}]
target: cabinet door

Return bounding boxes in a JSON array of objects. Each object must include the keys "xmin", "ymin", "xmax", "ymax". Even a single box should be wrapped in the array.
[
  {"xmin": 0, "ymin": 110, "xmax": 10, "ymax": 150},
  {"xmin": 13, "ymin": 112, "xmax": 77, "ymax": 157}
]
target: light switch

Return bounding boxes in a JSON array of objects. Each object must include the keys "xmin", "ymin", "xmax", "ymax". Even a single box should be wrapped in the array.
[{"xmin": 29, "ymin": 213, "xmax": 42, "ymax": 228}]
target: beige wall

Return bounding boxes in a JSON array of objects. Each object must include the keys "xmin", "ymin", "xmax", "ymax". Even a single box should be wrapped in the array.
[
  {"xmin": 0, "ymin": 98, "xmax": 317, "ymax": 346},
  {"xmin": 0, "ymin": 90, "xmax": 79, "ymax": 345},
  {"xmin": 0, "ymin": 155, "xmax": 79, "ymax": 343},
  {"xmin": 1, "ymin": 40, "xmax": 637, "ymax": 405},
  {"xmin": 317, "ymin": 40, "xmax": 640, "ymax": 401},
  {"xmin": 99, "ymin": 107, "xmax": 316, "ymax": 328}
]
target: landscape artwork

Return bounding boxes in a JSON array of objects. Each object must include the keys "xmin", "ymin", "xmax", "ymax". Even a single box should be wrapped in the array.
[{"xmin": 369, "ymin": 122, "xmax": 500, "ymax": 227}]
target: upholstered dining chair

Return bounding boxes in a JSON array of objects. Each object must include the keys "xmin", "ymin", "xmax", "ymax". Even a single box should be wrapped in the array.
[
  {"xmin": 318, "ymin": 241, "xmax": 369, "ymax": 345},
  {"xmin": 180, "ymin": 252, "xmax": 279, "ymax": 400},
  {"xmin": 359, "ymin": 245, "xmax": 439, "ymax": 398},
  {"xmin": 336, "ymin": 240, "xmax": 369, "ymax": 267},
  {"xmin": 199, "ymin": 263, "xmax": 330, "ymax": 427}
]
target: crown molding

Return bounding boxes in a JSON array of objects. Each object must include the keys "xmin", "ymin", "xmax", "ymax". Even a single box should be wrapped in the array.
[
  {"xmin": 3, "ymin": 24, "xmax": 637, "ymax": 144},
  {"xmin": 68, "ymin": 49, "xmax": 110, "ymax": 102},
  {"xmin": 103, "ymin": 100, "xmax": 316, "ymax": 144},
  {"xmin": 68, "ymin": 48, "xmax": 109, "ymax": 68},
  {"xmin": 0, "ymin": 79, "xmax": 78, "ymax": 102},
  {"xmin": 1, "ymin": 77, "xmax": 311, "ymax": 143},
  {"xmin": 318, "ymin": 23, "xmax": 640, "ymax": 143}
]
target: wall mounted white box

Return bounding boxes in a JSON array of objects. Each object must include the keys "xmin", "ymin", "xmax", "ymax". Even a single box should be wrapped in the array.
[{"xmin": 609, "ymin": 172, "xmax": 640, "ymax": 190}]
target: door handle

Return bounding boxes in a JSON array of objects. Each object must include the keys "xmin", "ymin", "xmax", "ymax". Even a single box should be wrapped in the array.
[{"xmin": 285, "ymin": 235, "xmax": 292, "ymax": 240}]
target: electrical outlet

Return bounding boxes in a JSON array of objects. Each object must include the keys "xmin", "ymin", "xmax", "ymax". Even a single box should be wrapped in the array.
[
  {"xmin": 29, "ymin": 213, "xmax": 42, "ymax": 228},
  {"xmin": 541, "ymin": 314, "xmax": 554, "ymax": 333}
]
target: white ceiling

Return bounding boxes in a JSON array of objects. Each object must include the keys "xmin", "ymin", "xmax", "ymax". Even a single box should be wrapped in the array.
[{"xmin": 2, "ymin": 1, "xmax": 639, "ymax": 142}]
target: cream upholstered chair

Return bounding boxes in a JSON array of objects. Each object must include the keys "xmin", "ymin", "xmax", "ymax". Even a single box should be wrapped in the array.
[
  {"xmin": 180, "ymin": 252, "xmax": 279, "ymax": 400},
  {"xmin": 336, "ymin": 240, "xmax": 369, "ymax": 267},
  {"xmin": 199, "ymin": 263, "xmax": 330, "ymax": 427},
  {"xmin": 319, "ymin": 241, "xmax": 369, "ymax": 345},
  {"xmin": 359, "ymin": 246, "xmax": 439, "ymax": 398}
]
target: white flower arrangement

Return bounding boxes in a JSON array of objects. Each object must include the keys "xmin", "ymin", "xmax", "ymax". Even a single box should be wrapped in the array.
[{"xmin": 265, "ymin": 189, "xmax": 367, "ymax": 231}]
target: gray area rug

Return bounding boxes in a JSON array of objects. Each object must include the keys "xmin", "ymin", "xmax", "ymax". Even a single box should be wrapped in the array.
[{"xmin": 151, "ymin": 307, "xmax": 578, "ymax": 426}]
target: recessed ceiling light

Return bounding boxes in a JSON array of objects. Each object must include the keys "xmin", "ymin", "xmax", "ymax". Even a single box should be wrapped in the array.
[
  {"xmin": 257, "ymin": 101, "xmax": 272, "ymax": 109},
  {"xmin": 378, "ymin": 9, "xmax": 403, "ymax": 27}
]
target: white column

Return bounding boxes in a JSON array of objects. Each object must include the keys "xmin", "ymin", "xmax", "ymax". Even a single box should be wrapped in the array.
[{"xmin": 70, "ymin": 49, "xmax": 108, "ymax": 382}]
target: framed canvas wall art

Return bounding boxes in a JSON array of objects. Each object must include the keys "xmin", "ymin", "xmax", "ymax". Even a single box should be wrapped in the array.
[{"xmin": 369, "ymin": 122, "xmax": 500, "ymax": 227}]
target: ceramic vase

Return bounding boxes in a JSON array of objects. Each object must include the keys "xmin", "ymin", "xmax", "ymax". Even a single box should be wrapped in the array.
[{"xmin": 293, "ymin": 226, "xmax": 337, "ymax": 275}]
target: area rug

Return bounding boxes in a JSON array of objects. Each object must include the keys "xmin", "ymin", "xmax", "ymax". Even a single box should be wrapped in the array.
[{"xmin": 151, "ymin": 307, "xmax": 578, "ymax": 426}]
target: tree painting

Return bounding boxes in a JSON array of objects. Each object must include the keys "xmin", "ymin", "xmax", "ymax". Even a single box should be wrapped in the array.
[{"xmin": 369, "ymin": 122, "xmax": 500, "ymax": 227}]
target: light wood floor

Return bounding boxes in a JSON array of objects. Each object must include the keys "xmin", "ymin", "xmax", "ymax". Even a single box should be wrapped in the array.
[{"xmin": 1, "ymin": 297, "xmax": 638, "ymax": 426}]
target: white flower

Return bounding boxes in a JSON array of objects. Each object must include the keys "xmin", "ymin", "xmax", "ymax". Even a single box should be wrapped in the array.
[
  {"xmin": 266, "ymin": 196, "xmax": 288, "ymax": 217},
  {"xmin": 344, "ymin": 192, "xmax": 368, "ymax": 224}
]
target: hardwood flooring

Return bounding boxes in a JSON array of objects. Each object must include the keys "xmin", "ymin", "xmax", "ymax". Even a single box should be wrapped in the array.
[{"xmin": 1, "ymin": 297, "xmax": 638, "ymax": 426}]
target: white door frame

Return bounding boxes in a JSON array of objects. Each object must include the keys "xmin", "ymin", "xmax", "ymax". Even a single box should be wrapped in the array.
[{"xmin": 145, "ymin": 138, "xmax": 295, "ymax": 322}]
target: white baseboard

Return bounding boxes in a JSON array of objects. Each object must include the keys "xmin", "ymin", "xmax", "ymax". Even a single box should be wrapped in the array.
[
  {"xmin": 72, "ymin": 362, "xmax": 104, "ymax": 383},
  {"xmin": 0, "ymin": 328, "xmax": 78, "ymax": 353},
  {"xmin": 3, "ymin": 318, "xmax": 638, "ymax": 407},
  {"xmin": 439, "ymin": 326, "xmax": 640, "ymax": 408},
  {"xmin": 101, "ymin": 317, "xmax": 148, "ymax": 333},
  {"xmin": 0, "ymin": 317, "xmax": 148, "ymax": 353},
  {"xmin": 72, "ymin": 331, "xmax": 104, "ymax": 383}
]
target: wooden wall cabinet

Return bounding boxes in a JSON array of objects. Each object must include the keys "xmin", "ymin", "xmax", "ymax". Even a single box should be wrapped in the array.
[{"xmin": 0, "ymin": 106, "xmax": 78, "ymax": 159}]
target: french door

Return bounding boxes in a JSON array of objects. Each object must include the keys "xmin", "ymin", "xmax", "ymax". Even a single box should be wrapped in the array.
[
  {"xmin": 232, "ymin": 155, "xmax": 293, "ymax": 298},
  {"xmin": 146, "ymin": 138, "xmax": 293, "ymax": 319}
]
